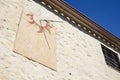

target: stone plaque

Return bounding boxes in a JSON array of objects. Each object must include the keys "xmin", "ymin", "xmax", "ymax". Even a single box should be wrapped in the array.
[{"xmin": 13, "ymin": 11, "xmax": 57, "ymax": 70}]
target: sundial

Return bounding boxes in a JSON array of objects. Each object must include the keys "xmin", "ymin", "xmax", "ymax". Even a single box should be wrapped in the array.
[{"xmin": 13, "ymin": 11, "xmax": 59, "ymax": 70}]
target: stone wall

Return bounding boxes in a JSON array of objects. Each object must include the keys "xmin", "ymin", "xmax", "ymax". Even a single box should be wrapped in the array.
[{"xmin": 0, "ymin": 0, "xmax": 120, "ymax": 80}]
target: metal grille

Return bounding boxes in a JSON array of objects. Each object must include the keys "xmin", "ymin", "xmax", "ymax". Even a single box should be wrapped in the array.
[{"xmin": 102, "ymin": 45, "xmax": 120, "ymax": 71}]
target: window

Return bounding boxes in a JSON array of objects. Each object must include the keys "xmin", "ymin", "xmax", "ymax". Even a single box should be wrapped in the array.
[{"xmin": 101, "ymin": 45, "xmax": 120, "ymax": 71}]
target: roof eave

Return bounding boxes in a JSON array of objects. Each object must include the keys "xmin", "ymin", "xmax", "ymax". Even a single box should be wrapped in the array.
[{"xmin": 41, "ymin": 0, "xmax": 120, "ymax": 53}]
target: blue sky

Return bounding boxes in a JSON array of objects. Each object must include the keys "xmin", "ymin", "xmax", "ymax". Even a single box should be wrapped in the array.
[{"xmin": 64, "ymin": 0, "xmax": 120, "ymax": 38}]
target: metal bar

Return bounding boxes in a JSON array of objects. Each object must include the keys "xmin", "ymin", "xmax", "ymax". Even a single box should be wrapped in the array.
[{"xmin": 40, "ymin": 20, "xmax": 63, "ymax": 22}]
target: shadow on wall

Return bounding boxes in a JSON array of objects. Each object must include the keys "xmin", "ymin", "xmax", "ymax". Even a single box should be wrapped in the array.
[{"xmin": 33, "ymin": 0, "xmax": 43, "ymax": 3}]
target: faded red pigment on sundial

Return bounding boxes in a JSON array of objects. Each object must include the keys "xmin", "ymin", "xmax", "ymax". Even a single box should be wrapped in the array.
[{"xmin": 26, "ymin": 13, "xmax": 53, "ymax": 34}]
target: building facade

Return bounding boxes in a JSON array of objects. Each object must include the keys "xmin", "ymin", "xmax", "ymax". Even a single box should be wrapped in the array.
[{"xmin": 0, "ymin": 0, "xmax": 120, "ymax": 80}]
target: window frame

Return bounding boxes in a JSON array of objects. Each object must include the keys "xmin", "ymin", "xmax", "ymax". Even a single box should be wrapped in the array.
[{"xmin": 101, "ymin": 45, "xmax": 120, "ymax": 72}]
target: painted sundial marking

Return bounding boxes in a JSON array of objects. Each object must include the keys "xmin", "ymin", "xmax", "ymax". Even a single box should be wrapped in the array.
[
  {"xmin": 26, "ymin": 13, "xmax": 53, "ymax": 33},
  {"xmin": 26, "ymin": 13, "xmax": 63, "ymax": 49},
  {"xmin": 26, "ymin": 13, "xmax": 53, "ymax": 49}
]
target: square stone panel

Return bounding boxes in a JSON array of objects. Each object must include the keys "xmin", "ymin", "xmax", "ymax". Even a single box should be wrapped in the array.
[{"xmin": 13, "ymin": 11, "xmax": 57, "ymax": 70}]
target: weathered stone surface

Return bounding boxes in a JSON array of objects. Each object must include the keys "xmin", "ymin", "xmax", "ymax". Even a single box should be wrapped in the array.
[
  {"xmin": 13, "ymin": 11, "xmax": 57, "ymax": 70},
  {"xmin": 0, "ymin": 0, "xmax": 120, "ymax": 80}
]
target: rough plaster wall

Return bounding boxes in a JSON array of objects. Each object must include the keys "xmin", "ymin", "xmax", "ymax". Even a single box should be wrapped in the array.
[{"xmin": 0, "ymin": 0, "xmax": 120, "ymax": 80}]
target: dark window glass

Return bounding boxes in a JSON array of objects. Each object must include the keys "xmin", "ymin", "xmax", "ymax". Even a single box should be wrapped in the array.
[{"xmin": 101, "ymin": 45, "xmax": 120, "ymax": 71}]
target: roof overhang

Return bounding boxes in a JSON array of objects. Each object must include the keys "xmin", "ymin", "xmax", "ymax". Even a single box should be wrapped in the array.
[{"xmin": 38, "ymin": 0, "xmax": 120, "ymax": 53}]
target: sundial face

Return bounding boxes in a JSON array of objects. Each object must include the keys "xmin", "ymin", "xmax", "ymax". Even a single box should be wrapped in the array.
[{"xmin": 14, "ymin": 11, "xmax": 57, "ymax": 70}]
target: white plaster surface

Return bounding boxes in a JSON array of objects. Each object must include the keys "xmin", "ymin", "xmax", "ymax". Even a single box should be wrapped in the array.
[{"xmin": 0, "ymin": 0, "xmax": 120, "ymax": 80}]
